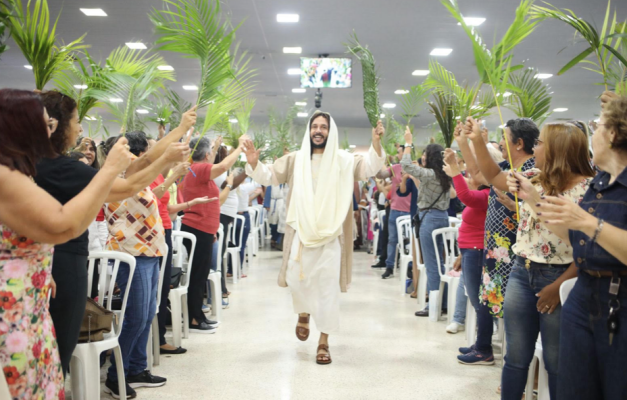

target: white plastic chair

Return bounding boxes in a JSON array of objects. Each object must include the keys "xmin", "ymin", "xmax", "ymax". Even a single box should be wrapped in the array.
[
  {"xmin": 396, "ymin": 218, "xmax": 413, "ymax": 294},
  {"xmin": 169, "ymin": 231, "xmax": 196, "ymax": 347},
  {"xmin": 207, "ymin": 224, "xmax": 224, "ymax": 321},
  {"xmin": 148, "ymin": 244, "xmax": 168, "ymax": 368},
  {"xmin": 373, "ymin": 210, "xmax": 386, "ymax": 261},
  {"xmin": 526, "ymin": 338, "xmax": 550, "ymax": 400},
  {"xmin": 432, "ymin": 227, "xmax": 460, "ymax": 322},
  {"xmin": 560, "ymin": 278, "xmax": 577, "ymax": 305},
  {"xmin": 70, "ymin": 251, "xmax": 136, "ymax": 400},
  {"xmin": 393, "ymin": 215, "xmax": 411, "ymax": 270},
  {"xmin": 465, "ymin": 297, "xmax": 477, "ymax": 347},
  {"xmin": 247, "ymin": 207, "xmax": 259, "ymax": 258},
  {"xmin": 228, "ymin": 215, "xmax": 246, "ymax": 283},
  {"xmin": 448, "ymin": 216, "xmax": 462, "ymax": 227},
  {"xmin": 254, "ymin": 204, "xmax": 266, "ymax": 246}
]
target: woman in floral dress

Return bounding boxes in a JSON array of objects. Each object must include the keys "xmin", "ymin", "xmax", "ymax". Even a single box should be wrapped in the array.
[
  {"xmin": 504, "ymin": 122, "xmax": 594, "ymax": 399},
  {"xmin": 0, "ymin": 89, "xmax": 131, "ymax": 399}
]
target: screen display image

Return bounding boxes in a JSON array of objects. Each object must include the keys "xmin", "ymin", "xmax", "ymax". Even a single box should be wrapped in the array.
[{"xmin": 300, "ymin": 57, "xmax": 352, "ymax": 89}]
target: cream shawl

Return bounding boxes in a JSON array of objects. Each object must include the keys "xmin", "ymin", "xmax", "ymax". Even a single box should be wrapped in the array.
[{"xmin": 286, "ymin": 113, "xmax": 355, "ymax": 248}]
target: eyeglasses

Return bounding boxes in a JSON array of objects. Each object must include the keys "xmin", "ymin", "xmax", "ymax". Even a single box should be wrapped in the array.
[
  {"xmin": 47, "ymin": 118, "xmax": 59, "ymax": 134},
  {"xmin": 534, "ymin": 138, "xmax": 544, "ymax": 147}
]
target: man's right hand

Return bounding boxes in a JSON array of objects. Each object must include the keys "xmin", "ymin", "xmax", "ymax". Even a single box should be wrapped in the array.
[
  {"xmin": 243, "ymin": 139, "xmax": 261, "ymax": 169},
  {"xmin": 179, "ymin": 106, "xmax": 198, "ymax": 131}
]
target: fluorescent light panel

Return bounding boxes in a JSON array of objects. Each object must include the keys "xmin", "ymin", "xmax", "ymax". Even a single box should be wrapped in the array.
[
  {"xmin": 277, "ymin": 14, "xmax": 299, "ymax": 23},
  {"xmin": 109, "ymin": 98, "xmax": 123, "ymax": 103},
  {"xmin": 136, "ymin": 109, "xmax": 149, "ymax": 114},
  {"xmin": 382, "ymin": 103, "xmax": 396, "ymax": 109},
  {"xmin": 380, "ymin": 113, "xmax": 386, "ymax": 118},
  {"xmin": 74, "ymin": 84, "xmax": 88, "ymax": 89},
  {"xmin": 412, "ymin": 70, "xmax": 429, "ymax": 76},
  {"xmin": 183, "ymin": 85, "xmax": 198, "ymax": 91},
  {"xmin": 553, "ymin": 108, "xmax": 568, "ymax": 112},
  {"xmin": 80, "ymin": 8, "xmax": 107, "ymax": 16},
  {"xmin": 295, "ymin": 102, "xmax": 307, "ymax": 106},
  {"xmin": 349, "ymin": 145, "xmax": 357, "ymax": 149},
  {"xmin": 125, "ymin": 42, "xmax": 147, "ymax": 50},
  {"xmin": 297, "ymin": 112, "xmax": 308, "ymax": 118},
  {"xmin": 395, "ymin": 90, "xmax": 409, "ymax": 95},
  {"xmin": 287, "ymin": 68, "xmax": 301, "ymax": 75},
  {"xmin": 24, "ymin": 65, "xmax": 33, "ymax": 70},
  {"xmin": 292, "ymin": 88, "xmax": 306, "ymax": 93},
  {"xmin": 158, "ymin": 65, "xmax": 174, "ymax": 71},
  {"xmin": 430, "ymin": 48, "xmax": 453, "ymax": 56},
  {"xmin": 283, "ymin": 47, "xmax": 302, "ymax": 54},
  {"xmin": 535, "ymin": 73, "xmax": 553, "ymax": 79},
  {"xmin": 458, "ymin": 17, "xmax": 486, "ymax": 26},
  {"xmin": 229, "ymin": 118, "xmax": 238, "ymax": 123}
]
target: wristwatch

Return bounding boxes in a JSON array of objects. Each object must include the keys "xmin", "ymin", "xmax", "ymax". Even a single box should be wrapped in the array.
[
  {"xmin": 226, "ymin": 185, "xmax": 233, "ymax": 190},
  {"xmin": 404, "ymin": 143, "xmax": 414, "ymax": 148}
]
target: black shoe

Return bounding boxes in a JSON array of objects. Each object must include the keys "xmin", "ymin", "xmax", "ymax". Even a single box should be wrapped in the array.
[
  {"xmin": 371, "ymin": 262, "xmax": 385, "ymax": 269},
  {"xmin": 127, "ymin": 370, "xmax": 167, "ymax": 388},
  {"xmin": 189, "ymin": 321, "xmax": 217, "ymax": 334},
  {"xmin": 104, "ymin": 379, "xmax": 137, "ymax": 399},
  {"xmin": 203, "ymin": 318, "xmax": 220, "ymax": 326},
  {"xmin": 160, "ymin": 346, "xmax": 187, "ymax": 355},
  {"xmin": 381, "ymin": 269, "xmax": 394, "ymax": 279},
  {"xmin": 415, "ymin": 308, "xmax": 429, "ymax": 317}
]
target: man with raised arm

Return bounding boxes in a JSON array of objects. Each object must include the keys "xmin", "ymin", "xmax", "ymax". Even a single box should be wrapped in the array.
[{"xmin": 243, "ymin": 111, "xmax": 385, "ymax": 364}]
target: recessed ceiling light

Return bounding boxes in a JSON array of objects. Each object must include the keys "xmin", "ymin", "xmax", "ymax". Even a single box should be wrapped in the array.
[
  {"xmin": 553, "ymin": 108, "xmax": 568, "ymax": 112},
  {"xmin": 430, "ymin": 48, "xmax": 453, "ymax": 56},
  {"xmin": 80, "ymin": 8, "xmax": 107, "ymax": 17},
  {"xmin": 84, "ymin": 116, "xmax": 97, "ymax": 121},
  {"xmin": 283, "ymin": 47, "xmax": 302, "ymax": 54},
  {"xmin": 74, "ymin": 84, "xmax": 88, "ymax": 89},
  {"xmin": 109, "ymin": 98, "xmax": 123, "ymax": 103},
  {"xmin": 395, "ymin": 90, "xmax": 410, "ymax": 95},
  {"xmin": 136, "ymin": 109, "xmax": 149, "ymax": 114},
  {"xmin": 535, "ymin": 73, "xmax": 553, "ymax": 79},
  {"xmin": 503, "ymin": 92, "xmax": 512, "ymax": 97},
  {"xmin": 349, "ymin": 145, "xmax": 357, "ymax": 149},
  {"xmin": 458, "ymin": 17, "xmax": 486, "ymax": 26},
  {"xmin": 287, "ymin": 68, "xmax": 301, "ymax": 75},
  {"xmin": 499, "ymin": 124, "xmax": 506, "ymax": 129},
  {"xmin": 292, "ymin": 88, "xmax": 306, "ymax": 93},
  {"xmin": 158, "ymin": 65, "xmax": 174, "ymax": 71},
  {"xmin": 380, "ymin": 113, "xmax": 386, "ymax": 119},
  {"xmin": 295, "ymin": 101, "xmax": 307, "ymax": 106},
  {"xmin": 412, "ymin": 70, "xmax": 429, "ymax": 76},
  {"xmin": 183, "ymin": 85, "xmax": 198, "ymax": 91},
  {"xmin": 382, "ymin": 103, "xmax": 396, "ymax": 109},
  {"xmin": 125, "ymin": 42, "xmax": 147, "ymax": 50},
  {"xmin": 297, "ymin": 112, "xmax": 308, "ymax": 118},
  {"xmin": 277, "ymin": 14, "xmax": 299, "ymax": 23},
  {"xmin": 229, "ymin": 118, "xmax": 238, "ymax": 123},
  {"xmin": 24, "ymin": 65, "xmax": 32, "ymax": 70}
]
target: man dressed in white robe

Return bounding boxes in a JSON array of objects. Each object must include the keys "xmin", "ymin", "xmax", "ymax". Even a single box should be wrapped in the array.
[{"xmin": 243, "ymin": 111, "xmax": 385, "ymax": 364}]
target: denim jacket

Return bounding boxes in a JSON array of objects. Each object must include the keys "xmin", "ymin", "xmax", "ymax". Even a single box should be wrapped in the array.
[{"xmin": 570, "ymin": 168, "xmax": 627, "ymax": 272}]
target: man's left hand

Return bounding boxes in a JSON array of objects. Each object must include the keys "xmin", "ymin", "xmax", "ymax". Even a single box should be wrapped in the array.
[{"xmin": 372, "ymin": 120, "xmax": 384, "ymax": 143}]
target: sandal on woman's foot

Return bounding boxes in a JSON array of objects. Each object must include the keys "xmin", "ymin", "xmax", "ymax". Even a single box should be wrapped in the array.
[
  {"xmin": 410, "ymin": 291, "xmax": 417, "ymax": 299},
  {"xmin": 295, "ymin": 314, "xmax": 310, "ymax": 341},
  {"xmin": 316, "ymin": 344, "xmax": 332, "ymax": 365}
]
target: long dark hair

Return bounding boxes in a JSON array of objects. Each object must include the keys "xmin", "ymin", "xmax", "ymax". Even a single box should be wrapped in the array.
[
  {"xmin": 39, "ymin": 90, "xmax": 78, "ymax": 154},
  {"xmin": 0, "ymin": 89, "xmax": 55, "ymax": 176},
  {"xmin": 423, "ymin": 144, "xmax": 451, "ymax": 192}
]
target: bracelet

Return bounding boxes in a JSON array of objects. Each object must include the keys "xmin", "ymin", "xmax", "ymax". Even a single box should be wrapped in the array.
[
  {"xmin": 186, "ymin": 202, "xmax": 190, "ymax": 210},
  {"xmin": 591, "ymin": 219, "xmax": 604, "ymax": 242}
]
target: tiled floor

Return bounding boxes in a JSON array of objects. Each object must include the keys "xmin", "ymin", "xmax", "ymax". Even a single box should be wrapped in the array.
[{"xmin": 94, "ymin": 245, "xmax": 502, "ymax": 400}]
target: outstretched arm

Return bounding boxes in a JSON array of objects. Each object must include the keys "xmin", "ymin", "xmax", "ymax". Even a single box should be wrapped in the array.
[
  {"xmin": 243, "ymin": 139, "xmax": 290, "ymax": 186},
  {"xmin": 465, "ymin": 118, "xmax": 509, "ymax": 192}
]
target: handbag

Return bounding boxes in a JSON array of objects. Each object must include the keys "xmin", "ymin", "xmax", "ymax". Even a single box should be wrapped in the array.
[
  {"xmin": 412, "ymin": 191, "xmax": 445, "ymax": 238},
  {"xmin": 78, "ymin": 297, "xmax": 114, "ymax": 343}
]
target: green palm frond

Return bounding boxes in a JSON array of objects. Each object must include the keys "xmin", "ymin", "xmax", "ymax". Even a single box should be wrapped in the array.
[
  {"xmin": 400, "ymin": 85, "xmax": 430, "ymax": 127},
  {"xmin": 150, "ymin": 0, "xmax": 241, "ymax": 108},
  {"xmin": 531, "ymin": 1, "xmax": 627, "ymax": 92},
  {"xmin": 0, "ymin": 1, "xmax": 12, "ymax": 58},
  {"xmin": 506, "ymin": 67, "xmax": 553, "ymax": 124},
  {"xmin": 84, "ymin": 115, "xmax": 105, "ymax": 139},
  {"xmin": 345, "ymin": 32, "xmax": 381, "ymax": 128},
  {"xmin": 340, "ymin": 130, "xmax": 351, "ymax": 151},
  {"xmin": 147, "ymin": 100, "xmax": 174, "ymax": 127},
  {"xmin": 382, "ymin": 116, "xmax": 403, "ymax": 158},
  {"xmin": 235, "ymin": 98, "xmax": 256, "ymax": 136},
  {"xmin": 166, "ymin": 88, "xmax": 193, "ymax": 128},
  {"xmin": 264, "ymin": 105, "xmax": 300, "ymax": 161},
  {"xmin": 2, "ymin": 0, "xmax": 89, "ymax": 90},
  {"xmin": 427, "ymin": 92, "xmax": 457, "ymax": 148},
  {"xmin": 251, "ymin": 124, "xmax": 268, "ymax": 157},
  {"xmin": 606, "ymin": 23, "xmax": 627, "ymax": 95}
]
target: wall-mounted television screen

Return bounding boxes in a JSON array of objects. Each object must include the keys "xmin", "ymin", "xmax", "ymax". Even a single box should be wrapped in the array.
[{"xmin": 300, "ymin": 57, "xmax": 352, "ymax": 89}]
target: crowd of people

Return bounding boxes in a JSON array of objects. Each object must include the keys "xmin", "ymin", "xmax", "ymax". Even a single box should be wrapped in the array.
[{"xmin": 0, "ymin": 87, "xmax": 626, "ymax": 400}]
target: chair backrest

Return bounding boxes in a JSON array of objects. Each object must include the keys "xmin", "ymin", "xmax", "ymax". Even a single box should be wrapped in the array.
[
  {"xmin": 87, "ymin": 251, "xmax": 136, "ymax": 336},
  {"xmin": 232, "ymin": 215, "xmax": 246, "ymax": 250},
  {"xmin": 448, "ymin": 216, "xmax": 462, "ymax": 227},
  {"xmin": 377, "ymin": 210, "xmax": 385, "ymax": 225},
  {"xmin": 253, "ymin": 204, "xmax": 264, "ymax": 224},
  {"xmin": 247, "ymin": 207, "xmax": 259, "ymax": 229},
  {"xmin": 560, "ymin": 278, "xmax": 577, "ymax": 305},
  {"xmin": 174, "ymin": 215, "xmax": 182, "ymax": 231},
  {"xmin": 397, "ymin": 218, "xmax": 412, "ymax": 255},
  {"xmin": 172, "ymin": 231, "xmax": 197, "ymax": 290},
  {"xmin": 216, "ymin": 224, "xmax": 224, "ymax": 273},
  {"xmin": 395, "ymin": 214, "xmax": 411, "ymax": 234},
  {"xmin": 432, "ymin": 227, "xmax": 459, "ymax": 278},
  {"xmin": 156, "ymin": 244, "xmax": 168, "ymax": 309}
]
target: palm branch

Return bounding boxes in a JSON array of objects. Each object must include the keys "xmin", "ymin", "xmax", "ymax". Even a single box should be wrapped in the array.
[
  {"xmin": 166, "ymin": 88, "xmax": 193, "ymax": 128},
  {"xmin": 228, "ymin": 97, "xmax": 256, "ymax": 146},
  {"xmin": 263, "ymin": 105, "xmax": 299, "ymax": 161},
  {"xmin": 340, "ymin": 130, "xmax": 351, "ymax": 151},
  {"xmin": 345, "ymin": 32, "xmax": 381, "ymax": 128},
  {"xmin": 506, "ymin": 67, "xmax": 553, "ymax": 124},
  {"xmin": 427, "ymin": 91, "xmax": 457, "ymax": 148},
  {"xmin": 2, "ymin": 0, "xmax": 88, "ymax": 90},
  {"xmin": 84, "ymin": 115, "xmax": 105, "ymax": 139},
  {"xmin": 150, "ymin": 0, "xmax": 240, "ymax": 108},
  {"xmin": 382, "ymin": 116, "xmax": 403, "ymax": 160},
  {"xmin": 400, "ymin": 85, "xmax": 430, "ymax": 127},
  {"xmin": 531, "ymin": 1, "xmax": 627, "ymax": 92},
  {"xmin": 147, "ymin": 100, "xmax": 174, "ymax": 127},
  {"xmin": 606, "ymin": 23, "xmax": 627, "ymax": 95},
  {"xmin": 0, "ymin": 0, "xmax": 12, "ymax": 59},
  {"xmin": 251, "ymin": 124, "xmax": 268, "ymax": 157},
  {"xmin": 53, "ymin": 51, "xmax": 104, "ymax": 122}
]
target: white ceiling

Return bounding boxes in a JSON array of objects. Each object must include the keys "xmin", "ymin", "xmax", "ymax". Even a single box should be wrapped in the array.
[{"xmin": 0, "ymin": 0, "xmax": 625, "ymax": 144}]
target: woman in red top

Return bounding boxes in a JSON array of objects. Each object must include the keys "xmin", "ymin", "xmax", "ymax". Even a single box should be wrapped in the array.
[
  {"xmin": 181, "ymin": 135, "xmax": 246, "ymax": 333},
  {"xmin": 442, "ymin": 148, "xmax": 494, "ymax": 364}
]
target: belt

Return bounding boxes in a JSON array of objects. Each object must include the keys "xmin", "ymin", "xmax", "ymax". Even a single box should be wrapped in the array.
[
  {"xmin": 583, "ymin": 269, "xmax": 627, "ymax": 278},
  {"xmin": 517, "ymin": 256, "xmax": 570, "ymax": 270}
]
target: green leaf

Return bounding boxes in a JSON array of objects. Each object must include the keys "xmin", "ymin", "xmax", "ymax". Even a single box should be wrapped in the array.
[
  {"xmin": 506, "ymin": 67, "xmax": 553, "ymax": 125},
  {"xmin": 557, "ymin": 47, "xmax": 595, "ymax": 75},
  {"xmin": 345, "ymin": 31, "xmax": 381, "ymax": 128}
]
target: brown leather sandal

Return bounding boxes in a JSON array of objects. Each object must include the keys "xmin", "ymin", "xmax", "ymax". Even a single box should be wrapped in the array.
[
  {"xmin": 316, "ymin": 344, "xmax": 332, "ymax": 365},
  {"xmin": 295, "ymin": 314, "xmax": 310, "ymax": 341}
]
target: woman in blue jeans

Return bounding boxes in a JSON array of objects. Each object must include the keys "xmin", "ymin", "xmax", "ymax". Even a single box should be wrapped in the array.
[
  {"xmin": 536, "ymin": 94, "xmax": 627, "ymax": 400},
  {"xmin": 505, "ymin": 121, "xmax": 595, "ymax": 399},
  {"xmin": 400, "ymin": 128, "xmax": 451, "ymax": 317}
]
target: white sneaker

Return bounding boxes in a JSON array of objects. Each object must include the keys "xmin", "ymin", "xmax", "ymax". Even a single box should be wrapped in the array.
[{"xmin": 446, "ymin": 322, "xmax": 465, "ymax": 334}]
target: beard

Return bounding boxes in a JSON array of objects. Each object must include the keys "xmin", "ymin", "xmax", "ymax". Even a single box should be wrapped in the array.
[{"xmin": 310, "ymin": 133, "xmax": 327, "ymax": 149}]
